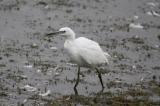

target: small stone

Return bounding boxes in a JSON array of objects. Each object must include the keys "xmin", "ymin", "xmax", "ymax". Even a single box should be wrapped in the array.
[{"xmin": 31, "ymin": 43, "xmax": 38, "ymax": 48}]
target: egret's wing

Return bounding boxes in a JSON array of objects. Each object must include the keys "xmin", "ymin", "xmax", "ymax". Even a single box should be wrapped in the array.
[
  {"xmin": 75, "ymin": 37, "xmax": 109, "ymax": 65},
  {"xmin": 75, "ymin": 37, "xmax": 101, "ymax": 51}
]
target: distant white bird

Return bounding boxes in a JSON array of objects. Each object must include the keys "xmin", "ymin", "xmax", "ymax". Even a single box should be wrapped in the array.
[{"xmin": 48, "ymin": 27, "xmax": 110, "ymax": 89}]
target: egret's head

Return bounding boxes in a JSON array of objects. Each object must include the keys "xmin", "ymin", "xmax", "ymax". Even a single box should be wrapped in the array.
[{"xmin": 59, "ymin": 27, "xmax": 75, "ymax": 40}]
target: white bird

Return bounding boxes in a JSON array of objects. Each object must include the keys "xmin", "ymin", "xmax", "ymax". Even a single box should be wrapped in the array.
[{"xmin": 48, "ymin": 27, "xmax": 110, "ymax": 90}]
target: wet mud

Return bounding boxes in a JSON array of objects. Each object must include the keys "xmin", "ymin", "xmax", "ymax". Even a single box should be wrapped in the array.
[{"xmin": 0, "ymin": 0, "xmax": 160, "ymax": 105}]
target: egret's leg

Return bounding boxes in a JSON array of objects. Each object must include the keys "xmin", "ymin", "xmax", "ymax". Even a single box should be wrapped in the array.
[
  {"xmin": 74, "ymin": 66, "xmax": 80, "ymax": 88},
  {"xmin": 95, "ymin": 68, "xmax": 104, "ymax": 89}
]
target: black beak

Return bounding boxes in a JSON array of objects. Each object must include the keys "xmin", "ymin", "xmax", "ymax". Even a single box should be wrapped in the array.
[{"xmin": 46, "ymin": 31, "xmax": 65, "ymax": 36}]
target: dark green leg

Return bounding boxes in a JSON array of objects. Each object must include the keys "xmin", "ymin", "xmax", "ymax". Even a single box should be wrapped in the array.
[
  {"xmin": 74, "ymin": 66, "xmax": 80, "ymax": 89},
  {"xmin": 95, "ymin": 68, "xmax": 104, "ymax": 89}
]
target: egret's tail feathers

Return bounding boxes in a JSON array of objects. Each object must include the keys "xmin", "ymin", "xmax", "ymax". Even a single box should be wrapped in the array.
[
  {"xmin": 104, "ymin": 52, "xmax": 111, "ymax": 64},
  {"xmin": 104, "ymin": 52, "xmax": 111, "ymax": 58}
]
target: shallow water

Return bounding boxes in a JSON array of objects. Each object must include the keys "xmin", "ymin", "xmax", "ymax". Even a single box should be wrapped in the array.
[{"xmin": 0, "ymin": 0, "xmax": 160, "ymax": 105}]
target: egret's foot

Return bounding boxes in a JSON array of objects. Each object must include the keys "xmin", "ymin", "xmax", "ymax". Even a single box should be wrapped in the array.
[
  {"xmin": 74, "ymin": 80, "xmax": 79, "ymax": 88},
  {"xmin": 101, "ymin": 86, "xmax": 104, "ymax": 91},
  {"xmin": 74, "ymin": 87, "xmax": 78, "ymax": 95},
  {"xmin": 95, "ymin": 68, "xmax": 105, "ymax": 89}
]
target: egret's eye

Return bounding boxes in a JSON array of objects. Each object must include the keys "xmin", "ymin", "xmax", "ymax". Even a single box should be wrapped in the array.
[{"xmin": 63, "ymin": 30, "xmax": 66, "ymax": 33}]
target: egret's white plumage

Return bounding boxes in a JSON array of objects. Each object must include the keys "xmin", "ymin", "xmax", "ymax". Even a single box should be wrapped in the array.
[
  {"xmin": 64, "ymin": 37, "xmax": 109, "ymax": 67},
  {"xmin": 59, "ymin": 27, "xmax": 110, "ymax": 67},
  {"xmin": 54, "ymin": 27, "xmax": 110, "ymax": 89}
]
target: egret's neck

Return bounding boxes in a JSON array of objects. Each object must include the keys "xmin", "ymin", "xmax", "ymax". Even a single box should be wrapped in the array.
[{"xmin": 67, "ymin": 33, "xmax": 76, "ymax": 41}]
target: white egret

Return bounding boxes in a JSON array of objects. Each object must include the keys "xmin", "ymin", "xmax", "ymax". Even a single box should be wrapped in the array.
[{"xmin": 48, "ymin": 27, "xmax": 110, "ymax": 89}]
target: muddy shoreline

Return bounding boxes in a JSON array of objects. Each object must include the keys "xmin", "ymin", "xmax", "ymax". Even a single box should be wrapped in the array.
[{"xmin": 0, "ymin": 0, "xmax": 160, "ymax": 105}]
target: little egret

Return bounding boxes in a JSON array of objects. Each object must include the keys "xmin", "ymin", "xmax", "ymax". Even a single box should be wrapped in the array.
[{"xmin": 48, "ymin": 27, "xmax": 110, "ymax": 89}]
